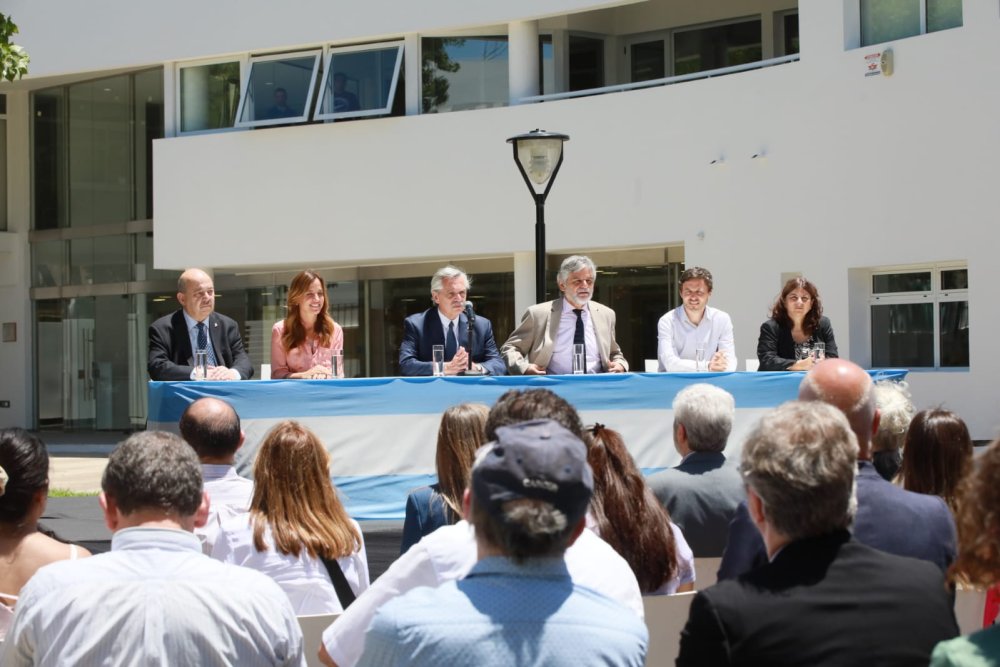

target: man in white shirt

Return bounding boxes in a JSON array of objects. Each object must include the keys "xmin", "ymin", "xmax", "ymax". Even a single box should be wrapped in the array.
[
  {"xmin": 318, "ymin": 388, "xmax": 643, "ymax": 667},
  {"xmin": 657, "ymin": 266, "xmax": 736, "ymax": 372},
  {"xmin": 1, "ymin": 431, "xmax": 304, "ymax": 667},
  {"xmin": 179, "ymin": 397, "xmax": 254, "ymax": 552}
]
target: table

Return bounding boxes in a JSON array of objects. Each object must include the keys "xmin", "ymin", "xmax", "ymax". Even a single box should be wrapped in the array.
[{"xmin": 148, "ymin": 370, "xmax": 905, "ymax": 519}]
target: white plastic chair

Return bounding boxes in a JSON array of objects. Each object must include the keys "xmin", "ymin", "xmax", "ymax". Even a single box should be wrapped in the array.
[
  {"xmin": 644, "ymin": 359, "xmax": 659, "ymax": 373},
  {"xmin": 745, "ymin": 359, "xmax": 760, "ymax": 372},
  {"xmin": 298, "ymin": 613, "xmax": 339, "ymax": 667},
  {"xmin": 643, "ymin": 591, "xmax": 695, "ymax": 667}
]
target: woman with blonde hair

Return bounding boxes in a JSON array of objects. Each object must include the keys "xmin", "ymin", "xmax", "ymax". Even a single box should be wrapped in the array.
[
  {"xmin": 212, "ymin": 421, "xmax": 368, "ymax": 614},
  {"xmin": 400, "ymin": 403, "xmax": 489, "ymax": 554},
  {"xmin": 271, "ymin": 270, "xmax": 344, "ymax": 379},
  {"xmin": 0, "ymin": 429, "xmax": 90, "ymax": 639}
]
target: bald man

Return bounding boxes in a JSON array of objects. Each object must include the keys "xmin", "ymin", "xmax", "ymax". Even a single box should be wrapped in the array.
[
  {"xmin": 148, "ymin": 268, "xmax": 253, "ymax": 381},
  {"xmin": 717, "ymin": 359, "xmax": 956, "ymax": 580}
]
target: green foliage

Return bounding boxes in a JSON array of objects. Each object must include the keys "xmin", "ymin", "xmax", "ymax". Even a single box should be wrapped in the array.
[
  {"xmin": 421, "ymin": 38, "xmax": 464, "ymax": 113},
  {"xmin": 49, "ymin": 488, "xmax": 99, "ymax": 497},
  {"xmin": 0, "ymin": 13, "xmax": 29, "ymax": 82}
]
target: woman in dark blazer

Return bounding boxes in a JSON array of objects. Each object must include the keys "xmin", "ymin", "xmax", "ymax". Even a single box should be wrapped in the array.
[
  {"xmin": 399, "ymin": 403, "xmax": 489, "ymax": 554},
  {"xmin": 757, "ymin": 277, "xmax": 838, "ymax": 371}
]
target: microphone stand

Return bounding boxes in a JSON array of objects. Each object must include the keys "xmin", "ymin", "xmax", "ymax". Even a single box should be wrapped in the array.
[{"xmin": 459, "ymin": 301, "xmax": 484, "ymax": 376}]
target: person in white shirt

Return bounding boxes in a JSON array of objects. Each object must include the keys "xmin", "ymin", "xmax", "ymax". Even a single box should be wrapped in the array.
[
  {"xmin": 179, "ymin": 397, "xmax": 254, "ymax": 553},
  {"xmin": 211, "ymin": 420, "xmax": 369, "ymax": 615},
  {"xmin": 657, "ymin": 266, "xmax": 737, "ymax": 372},
  {"xmin": 1, "ymin": 431, "xmax": 304, "ymax": 667}
]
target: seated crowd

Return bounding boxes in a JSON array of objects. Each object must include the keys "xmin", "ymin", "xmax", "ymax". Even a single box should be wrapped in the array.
[{"xmin": 3, "ymin": 359, "xmax": 998, "ymax": 666}]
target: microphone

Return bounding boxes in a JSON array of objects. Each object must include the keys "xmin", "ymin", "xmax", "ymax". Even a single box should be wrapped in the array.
[{"xmin": 464, "ymin": 301, "xmax": 476, "ymax": 323}]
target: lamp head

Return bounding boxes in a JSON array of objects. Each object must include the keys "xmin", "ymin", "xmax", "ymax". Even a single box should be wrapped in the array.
[{"xmin": 507, "ymin": 129, "xmax": 570, "ymax": 190}]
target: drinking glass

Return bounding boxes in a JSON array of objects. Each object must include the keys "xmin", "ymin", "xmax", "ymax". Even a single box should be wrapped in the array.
[
  {"xmin": 193, "ymin": 349, "xmax": 208, "ymax": 380},
  {"xmin": 432, "ymin": 345, "xmax": 445, "ymax": 377},
  {"xmin": 695, "ymin": 348, "xmax": 706, "ymax": 372},
  {"xmin": 331, "ymin": 351, "xmax": 344, "ymax": 378},
  {"xmin": 795, "ymin": 344, "xmax": 813, "ymax": 361},
  {"xmin": 813, "ymin": 342, "xmax": 826, "ymax": 362},
  {"xmin": 572, "ymin": 344, "xmax": 586, "ymax": 375}
]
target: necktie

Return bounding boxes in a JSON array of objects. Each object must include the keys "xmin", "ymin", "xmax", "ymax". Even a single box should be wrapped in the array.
[
  {"xmin": 196, "ymin": 322, "xmax": 218, "ymax": 366},
  {"xmin": 573, "ymin": 309, "xmax": 587, "ymax": 373},
  {"xmin": 445, "ymin": 321, "xmax": 457, "ymax": 360}
]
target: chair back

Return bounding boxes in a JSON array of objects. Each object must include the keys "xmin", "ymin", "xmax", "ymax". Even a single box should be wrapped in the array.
[
  {"xmin": 955, "ymin": 587, "xmax": 988, "ymax": 635},
  {"xmin": 298, "ymin": 613, "xmax": 339, "ymax": 667},
  {"xmin": 643, "ymin": 591, "xmax": 695, "ymax": 667},
  {"xmin": 693, "ymin": 557, "xmax": 722, "ymax": 590}
]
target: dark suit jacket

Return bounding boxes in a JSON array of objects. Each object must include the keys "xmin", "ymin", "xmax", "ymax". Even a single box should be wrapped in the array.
[
  {"xmin": 678, "ymin": 530, "xmax": 959, "ymax": 667},
  {"xmin": 398, "ymin": 307, "xmax": 505, "ymax": 376},
  {"xmin": 647, "ymin": 451, "xmax": 745, "ymax": 557},
  {"xmin": 757, "ymin": 316, "xmax": 839, "ymax": 371},
  {"xmin": 399, "ymin": 484, "xmax": 454, "ymax": 555},
  {"xmin": 718, "ymin": 461, "xmax": 957, "ymax": 579},
  {"xmin": 148, "ymin": 310, "xmax": 254, "ymax": 381}
]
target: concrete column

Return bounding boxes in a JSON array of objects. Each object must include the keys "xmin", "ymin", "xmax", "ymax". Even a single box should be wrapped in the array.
[
  {"xmin": 509, "ymin": 20, "xmax": 540, "ymax": 104},
  {"xmin": 514, "ymin": 251, "xmax": 537, "ymax": 316},
  {"xmin": 404, "ymin": 33, "xmax": 421, "ymax": 115}
]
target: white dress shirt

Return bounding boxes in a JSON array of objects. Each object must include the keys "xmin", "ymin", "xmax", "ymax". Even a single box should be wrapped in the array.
[
  {"xmin": 195, "ymin": 464, "xmax": 254, "ymax": 554},
  {"xmin": 657, "ymin": 305, "xmax": 737, "ymax": 372},
  {"xmin": 1, "ymin": 527, "xmax": 304, "ymax": 667},
  {"xmin": 322, "ymin": 520, "xmax": 644, "ymax": 667},
  {"xmin": 212, "ymin": 515, "xmax": 370, "ymax": 615},
  {"xmin": 182, "ymin": 311, "xmax": 239, "ymax": 379},
  {"xmin": 548, "ymin": 300, "xmax": 601, "ymax": 375}
]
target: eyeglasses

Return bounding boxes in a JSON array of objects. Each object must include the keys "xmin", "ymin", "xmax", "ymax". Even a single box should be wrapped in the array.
[{"xmin": 786, "ymin": 295, "xmax": 812, "ymax": 303}]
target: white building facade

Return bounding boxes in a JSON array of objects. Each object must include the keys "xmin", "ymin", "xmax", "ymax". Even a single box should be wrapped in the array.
[{"xmin": 0, "ymin": 0, "xmax": 993, "ymax": 437}]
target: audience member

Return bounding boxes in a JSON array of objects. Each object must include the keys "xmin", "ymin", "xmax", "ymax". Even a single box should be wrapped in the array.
[
  {"xmin": 678, "ymin": 401, "xmax": 958, "ymax": 666},
  {"xmin": 756, "ymin": 277, "xmax": 839, "ymax": 371},
  {"xmin": 588, "ymin": 424, "xmax": 694, "ymax": 594},
  {"xmin": 647, "ymin": 383, "xmax": 743, "ymax": 557},
  {"xmin": 399, "ymin": 266, "xmax": 506, "ymax": 376},
  {"xmin": 931, "ymin": 439, "xmax": 1000, "ymax": 666},
  {"xmin": 400, "ymin": 403, "xmax": 489, "ymax": 554},
  {"xmin": 719, "ymin": 359, "xmax": 957, "ymax": 579},
  {"xmin": 148, "ymin": 268, "xmax": 254, "ymax": 380},
  {"xmin": 332, "ymin": 73, "xmax": 360, "ymax": 112},
  {"xmin": 896, "ymin": 408, "xmax": 973, "ymax": 512},
  {"xmin": 657, "ymin": 267, "xmax": 736, "ymax": 371},
  {"xmin": 501, "ymin": 255, "xmax": 628, "ymax": 374},
  {"xmin": 212, "ymin": 421, "xmax": 369, "ymax": 614},
  {"xmin": 872, "ymin": 379, "xmax": 915, "ymax": 480},
  {"xmin": 1, "ymin": 432, "xmax": 303, "ymax": 666},
  {"xmin": 319, "ymin": 389, "xmax": 644, "ymax": 667},
  {"xmin": 179, "ymin": 397, "xmax": 253, "ymax": 553},
  {"xmin": 0, "ymin": 429, "xmax": 90, "ymax": 640},
  {"xmin": 356, "ymin": 419, "xmax": 648, "ymax": 667},
  {"xmin": 271, "ymin": 270, "xmax": 344, "ymax": 379}
]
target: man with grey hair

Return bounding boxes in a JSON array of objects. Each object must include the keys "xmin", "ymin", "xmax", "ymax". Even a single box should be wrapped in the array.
[
  {"xmin": 718, "ymin": 359, "xmax": 956, "ymax": 579},
  {"xmin": 501, "ymin": 255, "xmax": 627, "ymax": 374},
  {"xmin": 399, "ymin": 265, "xmax": 505, "ymax": 376},
  {"xmin": 677, "ymin": 401, "xmax": 958, "ymax": 666},
  {"xmin": 647, "ymin": 383, "xmax": 743, "ymax": 556},
  {"xmin": 355, "ymin": 420, "xmax": 648, "ymax": 666},
  {"xmin": 1, "ymin": 432, "xmax": 304, "ymax": 666},
  {"xmin": 871, "ymin": 379, "xmax": 914, "ymax": 480}
]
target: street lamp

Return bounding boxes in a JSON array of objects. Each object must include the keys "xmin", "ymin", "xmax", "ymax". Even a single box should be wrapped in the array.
[{"xmin": 507, "ymin": 129, "xmax": 570, "ymax": 304}]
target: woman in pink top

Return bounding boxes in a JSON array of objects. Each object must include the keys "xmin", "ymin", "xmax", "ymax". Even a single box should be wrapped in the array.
[{"xmin": 271, "ymin": 270, "xmax": 344, "ymax": 379}]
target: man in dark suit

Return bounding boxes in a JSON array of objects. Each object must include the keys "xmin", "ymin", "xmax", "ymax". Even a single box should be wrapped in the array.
[
  {"xmin": 678, "ymin": 401, "xmax": 958, "ymax": 667},
  {"xmin": 398, "ymin": 266, "xmax": 505, "ymax": 376},
  {"xmin": 718, "ymin": 359, "xmax": 956, "ymax": 579},
  {"xmin": 148, "ymin": 268, "xmax": 254, "ymax": 381},
  {"xmin": 647, "ymin": 383, "xmax": 743, "ymax": 557}
]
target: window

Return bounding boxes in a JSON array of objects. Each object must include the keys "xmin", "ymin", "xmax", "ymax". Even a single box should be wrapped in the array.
[
  {"xmin": 421, "ymin": 37, "xmax": 509, "ymax": 113},
  {"xmin": 869, "ymin": 265, "xmax": 968, "ymax": 368},
  {"xmin": 777, "ymin": 11, "xmax": 800, "ymax": 56},
  {"xmin": 625, "ymin": 18, "xmax": 762, "ymax": 83},
  {"xmin": 569, "ymin": 36, "xmax": 605, "ymax": 91},
  {"xmin": 235, "ymin": 50, "xmax": 321, "ymax": 128},
  {"xmin": 178, "ymin": 59, "xmax": 242, "ymax": 133},
  {"xmin": 861, "ymin": 0, "xmax": 962, "ymax": 46},
  {"xmin": 314, "ymin": 42, "xmax": 403, "ymax": 121}
]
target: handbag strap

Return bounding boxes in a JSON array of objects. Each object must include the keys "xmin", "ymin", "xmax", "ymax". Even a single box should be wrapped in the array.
[{"xmin": 320, "ymin": 556, "xmax": 357, "ymax": 610}]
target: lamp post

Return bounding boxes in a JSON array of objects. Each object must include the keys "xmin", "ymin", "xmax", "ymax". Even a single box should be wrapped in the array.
[{"xmin": 507, "ymin": 129, "xmax": 570, "ymax": 304}]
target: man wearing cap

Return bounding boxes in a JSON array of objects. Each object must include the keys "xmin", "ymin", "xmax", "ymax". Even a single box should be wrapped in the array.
[{"xmin": 355, "ymin": 419, "xmax": 647, "ymax": 666}]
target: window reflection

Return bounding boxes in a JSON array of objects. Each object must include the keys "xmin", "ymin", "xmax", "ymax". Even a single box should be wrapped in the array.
[
  {"xmin": 673, "ymin": 19, "xmax": 762, "ymax": 75},
  {"xmin": 180, "ymin": 61, "xmax": 241, "ymax": 133},
  {"xmin": 317, "ymin": 44, "xmax": 403, "ymax": 120},
  {"xmin": 237, "ymin": 53, "xmax": 320, "ymax": 126},
  {"xmin": 871, "ymin": 303, "xmax": 934, "ymax": 367},
  {"xmin": 422, "ymin": 37, "xmax": 509, "ymax": 113}
]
